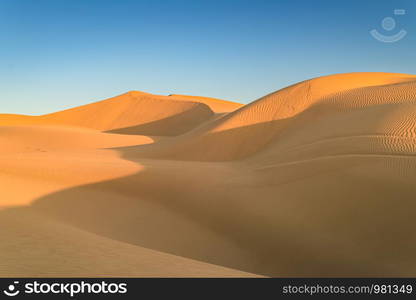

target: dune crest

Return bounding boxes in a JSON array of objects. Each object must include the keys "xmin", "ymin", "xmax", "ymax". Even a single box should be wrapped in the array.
[{"xmin": 167, "ymin": 94, "xmax": 244, "ymax": 113}]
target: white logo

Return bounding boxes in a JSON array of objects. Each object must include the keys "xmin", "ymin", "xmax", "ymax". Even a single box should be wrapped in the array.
[
  {"xmin": 3, "ymin": 281, "xmax": 20, "ymax": 297},
  {"xmin": 370, "ymin": 9, "xmax": 407, "ymax": 43}
]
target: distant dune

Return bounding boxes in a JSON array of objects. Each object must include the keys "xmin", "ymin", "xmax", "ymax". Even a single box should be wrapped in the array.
[
  {"xmin": 0, "ymin": 91, "xmax": 241, "ymax": 136},
  {"xmin": 2, "ymin": 72, "xmax": 416, "ymax": 277}
]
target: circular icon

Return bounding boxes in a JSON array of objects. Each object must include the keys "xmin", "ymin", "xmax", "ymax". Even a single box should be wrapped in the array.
[
  {"xmin": 382, "ymin": 17, "xmax": 396, "ymax": 31},
  {"xmin": 8, "ymin": 285, "xmax": 15, "ymax": 291}
]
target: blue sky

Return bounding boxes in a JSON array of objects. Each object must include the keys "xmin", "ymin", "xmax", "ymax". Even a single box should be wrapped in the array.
[{"xmin": 0, "ymin": 0, "xmax": 415, "ymax": 115}]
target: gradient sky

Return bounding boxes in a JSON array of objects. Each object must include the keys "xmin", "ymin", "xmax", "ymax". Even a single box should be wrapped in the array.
[{"xmin": 0, "ymin": 0, "xmax": 415, "ymax": 115}]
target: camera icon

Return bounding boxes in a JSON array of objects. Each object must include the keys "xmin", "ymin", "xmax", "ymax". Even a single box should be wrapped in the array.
[
  {"xmin": 370, "ymin": 9, "xmax": 407, "ymax": 43},
  {"xmin": 3, "ymin": 281, "xmax": 20, "ymax": 297}
]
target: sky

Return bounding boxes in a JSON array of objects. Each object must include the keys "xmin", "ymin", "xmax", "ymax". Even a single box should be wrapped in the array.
[{"xmin": 0, "ymin": 0, "xmax": 415, "ymax": 115}]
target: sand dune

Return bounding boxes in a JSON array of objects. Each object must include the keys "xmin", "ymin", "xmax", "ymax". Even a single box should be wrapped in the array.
[
  {"xmin": 2, "ymin": 72, "xmax": 416, "ymax": 277},
  {"xmin": 0, "ymin": 91, "xmax": 242, "ymax": 136},
  {"xmin": 128, "ymin": 72, "xmax": 416, "ymax": 161},
  {"xmin": 41, "ymin": 91, "xmax": 214, "ymax": 135}
]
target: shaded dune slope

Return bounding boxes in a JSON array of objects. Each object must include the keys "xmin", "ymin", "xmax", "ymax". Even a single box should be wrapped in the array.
[
  {"xmin": 0, "ymin": 208, "xmax": 256, "ymax": 277},
  {"xmin": 0, "ymin": 125, "xmax": 256, "ymax": 277}
]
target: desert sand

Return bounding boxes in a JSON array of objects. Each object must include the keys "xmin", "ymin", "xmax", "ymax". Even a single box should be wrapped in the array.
[{"xmin": 1, "ymin": 72, "xmax": 416, "ymax": 277}]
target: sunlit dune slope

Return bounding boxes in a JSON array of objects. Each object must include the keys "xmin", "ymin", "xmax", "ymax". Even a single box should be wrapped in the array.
[
  {"xmin": 0, "ymin": 125, "xmax": 153, "ymax": 153},
  {"xmin": 130, "ymin": 72, "xmax": 416, "ymax": 160}
]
